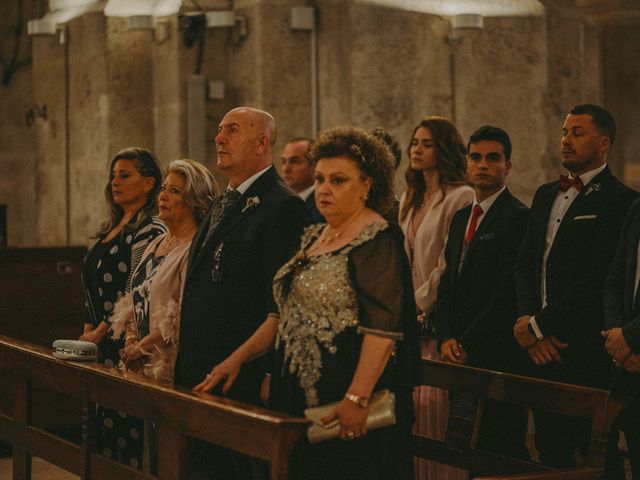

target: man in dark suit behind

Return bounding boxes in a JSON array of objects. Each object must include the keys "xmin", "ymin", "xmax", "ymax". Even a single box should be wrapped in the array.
[
  {"xmin": 514, "ymin": 104, "xmax": 638, "ymax": 468},
  {"xmin": 434, "ymin": 125, "xmax": 529, "ymax": 459},
  {"xmin": 175, "ymin": 107, "xmax": 309, "ymax": 479},
  {"xmin": 281, "ymin": 137, "xmax": 324, "ymax": 223},
  {"xmin": 602, "ymin": 198, "xmax": 640, "ymax": 479}
]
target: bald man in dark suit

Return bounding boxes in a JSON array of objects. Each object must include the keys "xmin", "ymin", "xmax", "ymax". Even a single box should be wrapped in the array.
[{"xmin": 175, "ymin": 107, "xmax": 309, "ymax": 479}]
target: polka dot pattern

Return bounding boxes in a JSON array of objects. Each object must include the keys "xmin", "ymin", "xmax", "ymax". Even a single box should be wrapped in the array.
[{"xmin": 87, "ymin": 217, "xmax": 165, "ymax": 471}]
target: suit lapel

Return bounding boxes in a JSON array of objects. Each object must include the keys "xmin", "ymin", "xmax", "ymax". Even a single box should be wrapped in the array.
[
  {"xmin": 186, "ymin": 166, "xmax": 279, "ymax": 280},
  {"xmin": 461, "ymin": 190, "xmax": 511, "ymax": 272},
  {"xmin": 450, "ymin": 205, "xmax": 471, "ymax": 280},
  {"xmin": 532, "ymin": 183, "xmax": 560, "ymax": 267}
]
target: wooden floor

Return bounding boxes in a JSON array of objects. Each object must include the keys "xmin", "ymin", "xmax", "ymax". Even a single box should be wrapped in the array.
[
  {"xmin": 0, "ymin": 457, "xmax": 78, "ymax": 480},
  {"xmin": 0, "ymin": 446, "xmax": 632, "ymax": 479}
]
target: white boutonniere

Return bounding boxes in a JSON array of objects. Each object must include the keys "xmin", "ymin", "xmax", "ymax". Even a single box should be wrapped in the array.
[
  {"xmin": 242, "ymin": 196, "xmax": 260, "ymax": 212},
  {"xmin": 585, "ymin": 183, "xmax": 601, "ymax": 196}
]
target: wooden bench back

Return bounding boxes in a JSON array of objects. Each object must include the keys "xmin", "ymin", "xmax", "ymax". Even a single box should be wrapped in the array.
[
  {"xmin": 0, "ymin": 247, "xmax": 86, "ymax": 345},
  {"xmin": 0, "ymin": 336, "xmax": 307, "ymax": 480},
  {"xmin": 0, "ymin": 247, "xmax": 87, "ymax": 433},
  {"xmin": 414, "ymin": 359, "xmax": 630, "ymax": 479}
]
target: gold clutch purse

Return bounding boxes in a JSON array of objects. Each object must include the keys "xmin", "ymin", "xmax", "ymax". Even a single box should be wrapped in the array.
[{"xmin": 304, "ymin": 389, "xmax": 396, "ymax": 444}]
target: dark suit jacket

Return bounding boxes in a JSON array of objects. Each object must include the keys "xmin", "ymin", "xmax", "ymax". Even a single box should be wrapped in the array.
[
  {"xmin": 434, "ymin": 188, "xmax": 529, "ymax": 372},
  {"xmin": 603, "ymin": 198, "xmax": 640, "ymax": 398},
  {"xmin": 515, "ymin": 166, "xmax": 638, "ymax": 387},
  {"xmin": 174, "ymin": 166, "xmax": 310, "ymax": 402},
  {"xmin": 305, "ymin": 191, "xmax": 324, "ymax": 224}
]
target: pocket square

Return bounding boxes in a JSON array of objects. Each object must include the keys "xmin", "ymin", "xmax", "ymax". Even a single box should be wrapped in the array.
[
  {"xmin": 479, "ymin": 232, "xmax": 495, "ymax": 240},
  {"xmin": 573, "ymin": 215, "xmax": 597, "ymax": 220}
]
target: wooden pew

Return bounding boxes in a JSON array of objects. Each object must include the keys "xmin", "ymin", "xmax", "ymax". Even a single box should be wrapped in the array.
[
  {"xmin": 0, "ymin": 335, "xmax": 307, "ymax": 480},
  {"xmin": 0, "ymin": 247, "xmax": 87, "ymax": 439},
  {"xmin": 0, "ymin": 247, "xmax": 86, "ymax": 345},
  {"xmin": 414, "ymin": 359, "xmax": 631, "ymax": 479}
]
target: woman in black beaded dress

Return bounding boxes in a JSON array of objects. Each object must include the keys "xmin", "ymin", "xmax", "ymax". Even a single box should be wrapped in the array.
[
  {"xmin": 80, "ymin": 147, "xmax": 165, "ymax": 469},
  {"xmin": 196, "ymin": 127, "xmax": 420, "ymax": 480}
]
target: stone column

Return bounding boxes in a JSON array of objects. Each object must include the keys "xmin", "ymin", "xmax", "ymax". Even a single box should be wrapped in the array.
[
  {"xmin": 32, "ymin": 30, "xmax": 70, "ymax": 245},
  {"xmin": 32, "ymin": 12, "xmax": 157, "ymax": 245},
  {"xmin": 602, "ymin": 24, "xmax": 640, "ymax": 189}
]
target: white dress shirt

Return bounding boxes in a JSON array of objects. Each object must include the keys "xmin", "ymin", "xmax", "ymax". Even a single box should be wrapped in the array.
[
  {"xmin": 634, "ymin": 239, "xmax": 640, "ymax": 303},
  {"xmin": 464, "ymin": 186, "xmax": 506, "ymax": 235},
  {"xmin": 298, "ymin": 184, "xmax": 315, "ymax": 201},
  {"xmin": 234, "ymin": 164, "xmax": 273, "ymax": 195},
  {"xmin": 530, "ymin": 163, "xmax": 607, "ymax": 338}
]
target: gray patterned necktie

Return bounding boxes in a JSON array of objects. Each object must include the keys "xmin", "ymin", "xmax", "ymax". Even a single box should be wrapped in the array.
[{"xmin": 204, "ymin": 189, "xmax": 241, "ymax": 244}]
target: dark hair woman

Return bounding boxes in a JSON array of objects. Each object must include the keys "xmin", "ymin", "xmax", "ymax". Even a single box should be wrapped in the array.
[
  {"xmin": 398, "ymin": 117, "xmax": 473, "ymax": 480},
  {"xmin": 79, "ymin": 147, "xmax": 165, "ymax": 469}
]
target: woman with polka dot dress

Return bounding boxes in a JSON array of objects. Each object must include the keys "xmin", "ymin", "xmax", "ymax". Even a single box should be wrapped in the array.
[{"xmin": 80, "ymin": 147, "xmax": 165, "ymax": 468}]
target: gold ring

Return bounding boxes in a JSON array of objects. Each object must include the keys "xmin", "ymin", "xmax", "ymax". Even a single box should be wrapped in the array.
[{"xmin": 347, "ymin": 431, "xmax": 355, "ymax": 438}]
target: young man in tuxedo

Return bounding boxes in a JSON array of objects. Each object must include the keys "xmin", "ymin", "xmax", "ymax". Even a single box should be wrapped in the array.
[
  {"xmin": 514, "ymin": 104, "xmax": 638, "ymax": 468},
  {"xmin": 434, "ymin": 125, "xmax": 529, "ymax": 458},
  {"xmin": 175, "ymin": 107, "xmax": 309, "ymax": 479},
  {"xmin": 602, "ymin": 197, "xmax": 640, "ymax": 479},
  {"xmin": 281, "ymin": 137, "xmax": 324, "ymax": 223}
]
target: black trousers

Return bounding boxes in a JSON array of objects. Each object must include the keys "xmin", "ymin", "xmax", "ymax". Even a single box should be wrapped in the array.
[
  {"xmin": 184, "ymin": 437, "xmax": 252, "ymax": 480},
  {"xmin": 476, "ymin": 399, "xmax": 530, "ymax": 460},
  {"xmin": 605, "ymin": 405, "xmax": 640, "ymax": 480},
  {"xmin": 532, "ymin": 409, "xmax": 590, "ymax": 468}
]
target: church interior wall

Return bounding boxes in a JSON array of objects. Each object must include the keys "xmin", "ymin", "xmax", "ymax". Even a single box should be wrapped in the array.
[{"xmin": 0, "ymin": 0, "xmax": 638, "ymax": 247}]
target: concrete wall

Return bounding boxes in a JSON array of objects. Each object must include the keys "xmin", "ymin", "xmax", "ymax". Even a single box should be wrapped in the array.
[
  {"xmin": 0, "ymin": 1, "xmax": 45, "ymax": 246},
  {"xmin": 603, "ymin": 24, "xmax": 640, "ymax": 189},
  {"xmin": 0, "ymin": 0, "xmax": 637, "ymax": 246}
]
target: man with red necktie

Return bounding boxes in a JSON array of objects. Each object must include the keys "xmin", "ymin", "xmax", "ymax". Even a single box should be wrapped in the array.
[
  {"xmin": 514, "ymin": 104, "xmax": 638, "ymax": 468},
  {"xmin": 434, "ymin": 125, "xmax": 530, "ymax": 459}
]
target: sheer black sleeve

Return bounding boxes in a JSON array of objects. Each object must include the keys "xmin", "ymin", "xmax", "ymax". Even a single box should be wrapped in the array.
[{"xmin": 348, "ymin": 225, "xmax": 407, "ymax": 340}]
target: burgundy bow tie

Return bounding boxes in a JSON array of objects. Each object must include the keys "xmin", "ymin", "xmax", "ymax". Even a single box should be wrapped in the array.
[{"xmin": 559, "ymin": 175, "xmax": 584, "ymax": 192}]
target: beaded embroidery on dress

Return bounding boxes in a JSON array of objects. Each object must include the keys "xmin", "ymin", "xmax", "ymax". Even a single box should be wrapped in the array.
[{"xmin": 273, "ymin": 220, "xmax": 389, "ymax": 407}]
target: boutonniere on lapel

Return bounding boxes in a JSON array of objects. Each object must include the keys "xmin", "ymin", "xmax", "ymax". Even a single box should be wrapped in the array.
[
  {"xmin": 242, "ymin": 196, "xmax": 260, "ymax": 213},
  {"xmin": 584, "ymin": 183, "xmax": 601, "ymax": 196}
]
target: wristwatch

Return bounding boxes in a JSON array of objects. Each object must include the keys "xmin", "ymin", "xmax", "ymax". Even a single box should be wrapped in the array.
[{"xmin": 344, "ymin": 392, "xmax": 369, "ymax": 408}]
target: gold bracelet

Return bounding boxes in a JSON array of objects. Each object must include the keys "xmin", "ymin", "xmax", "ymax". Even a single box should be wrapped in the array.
[{"xmin": 344, "ymin": 392, "xmax": 369, "ymax": 408}]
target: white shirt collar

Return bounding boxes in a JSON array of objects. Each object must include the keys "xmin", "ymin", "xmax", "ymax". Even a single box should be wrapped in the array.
[
  {"xmin": 233, "ymin": 165, "xmax": 272, "ymax": 195},
  {"xmin": 473, "ymin": 186, "xmax": 506, "ymax": 214},
  {"xmin": 570, "ymin": 163, "xmax": 607, "ymax": 186},
  {"xmin": 298, "ymin": 184, "xmax": 315, "ymax": 201}
]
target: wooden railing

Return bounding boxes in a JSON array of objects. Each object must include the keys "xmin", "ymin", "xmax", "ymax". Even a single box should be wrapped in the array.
[
  {"xmin": 0, "ymin": 335, "xmax": 307, "ymax": 480},
  {"xmin": 0, "ymin": 333, "xmax": 632, "ymax": 480},
  {"xmin": 414, "ymin": 359, "xmax": 632, "ymax": 479}
]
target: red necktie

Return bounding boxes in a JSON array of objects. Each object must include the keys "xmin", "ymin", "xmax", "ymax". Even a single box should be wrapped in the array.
[
  {"xmin": 464, "ymin": 204, "xmax": 483, "ymax": 246},
  {"xmin": 559, "ymin": 174, "xmax": 584, "ymax": 192}
]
